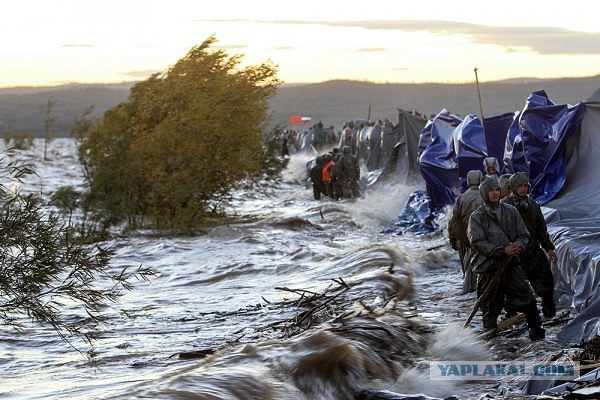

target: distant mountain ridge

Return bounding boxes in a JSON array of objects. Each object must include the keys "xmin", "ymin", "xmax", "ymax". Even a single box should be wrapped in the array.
[
  {"xmin": 1, "ymin": 76, "xmax": 598, "ymax": 137},
  {"xmin": 269, "ymin": 75, "xmax": 600, "ymax": 129}
]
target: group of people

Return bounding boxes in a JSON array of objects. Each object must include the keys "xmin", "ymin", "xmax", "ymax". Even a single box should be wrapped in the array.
[
  {"xmin": 281, "ymin": 123, "xmax": 338, "ymax": 156},
  {"xmin": 310, "ymin": 146, "xmax": 361, "ymax": 200},
  {"xmin": 448, "ymin": 157, "xmax": 557, "ymax": 341}
]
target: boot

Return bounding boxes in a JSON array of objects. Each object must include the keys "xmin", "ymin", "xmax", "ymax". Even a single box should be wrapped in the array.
[
  {"xmin": 503, "ymin": 307, "xmax": 518, "ymax": 320},
  {"xmin": 542, "ymin": 299, "xmax": 556, "ymax": 319},
  {"xmin": 528, "ymin": 326, "xmax": 545, "ymax": 341},
  {"xmin": 481, "ymin": 328, "xmax": 499, "ymax": 341}
]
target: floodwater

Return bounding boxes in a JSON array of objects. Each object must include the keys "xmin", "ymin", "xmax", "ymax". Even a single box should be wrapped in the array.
[{"xmin": 0, "ymin": 140, "xmax": 569, "ymax": 399}]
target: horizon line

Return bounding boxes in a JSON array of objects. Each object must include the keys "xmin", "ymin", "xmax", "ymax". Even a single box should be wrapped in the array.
[{"xmin": 1, "ymin": 73, "xmax": 598, "ymax": 90}]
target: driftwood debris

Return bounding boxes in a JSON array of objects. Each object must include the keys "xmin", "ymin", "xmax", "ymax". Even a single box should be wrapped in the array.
[
  {"xmin": 176, "ymin": 349, "xmax": 215, "ymax": 360},
  {"xmin": 271, "ymin": 277, "xmax": 352, "ymax": 335},
  {"xmin": 497, "ymin": 313, "xmax": 526, "ymax": 331}
]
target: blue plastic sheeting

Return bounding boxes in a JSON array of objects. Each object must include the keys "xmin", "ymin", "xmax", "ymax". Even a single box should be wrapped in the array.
[
  {"xmin": 382, "ymin": 190, "xmax": 440, "ymax": 235},
  {"xmin": 483, "ymin": 112, "xmax": 515, "ymax": 172},
  {"xmin": 418, "ymin": 110, "xmax": 463, "ymax": 211},
  {"xmin": 453, "ymin": 112, "xmax": 516, "ymax": 191},
  {"xmin": 420, "ymin": 91, "xmax": 585, "ymax": 210},
  {"xmin": 453, "ymin": 115, "xmax": 487, "ymax": 191},
  {"xmin": 503, "ymin": 111, "xmax": 528, "ymax": 174},
  {"xmin": 518, "ymin": 90, "xmax": 586, "ymax": 204},
  {"xmin": 542, "ymin": 101, "xmax": 600, "ymax": 344},
  {"xmin": 360, "ymin": 169, "xmax": 384, "ymax": 190}
]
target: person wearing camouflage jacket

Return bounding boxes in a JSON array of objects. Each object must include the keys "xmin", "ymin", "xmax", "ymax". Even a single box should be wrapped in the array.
[
  {"xmin": 448, "ymin": 169, "xmax": 484, "ymax": 293},
  {"xmin": 468, "ymin": 176, "xmax": 545, "ymax": 341},
  {"xmin": 501, "ymin": 172, "xmax": 557, "ymax": 318}
]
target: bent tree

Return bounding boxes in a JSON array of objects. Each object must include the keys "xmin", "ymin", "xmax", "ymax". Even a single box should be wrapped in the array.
[{"xmin": 77, "ymin": 36, "xmax": 280, "ymax": 230}]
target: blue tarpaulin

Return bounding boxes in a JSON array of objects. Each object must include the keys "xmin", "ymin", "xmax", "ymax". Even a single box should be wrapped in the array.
[
  {"xmin": 417, "ymin": 110, "xmax": 462, "ymax": 212},
  {"xmin": 453, "ymin": 112, "xmax": 516, "ymax": 191},
  {"xmin": 518, "ymin": 90, "xmax": 586, "ymax": 204},
  {"xmin": 483, "ymin": 112, "xmax": 515, "ymax": 172},
  {"xmin": 382, "ymin": 190, "xmax": 439, "ymax": 235},
  {"xmin": 503, "ymin": 111, "xmax": 528, "ymax": 174},
  {"xmin": 418, "ymin": 91, "xmax": 585, "ymax": 210},
  {"xmin": 453, "ymin": 115, "xmax": 486, "ymax": 191}
]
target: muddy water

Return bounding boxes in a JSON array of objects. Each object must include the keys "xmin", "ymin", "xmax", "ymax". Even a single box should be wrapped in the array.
[{"xmin": 0, "ymin": 140, "xmax": 567, "ymax": 399}]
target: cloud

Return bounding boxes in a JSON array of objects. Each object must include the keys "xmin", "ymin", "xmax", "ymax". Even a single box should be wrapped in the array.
[
  {"xmin": 216, "ymin": 44, "xmax": 247, "ymax": 50},
  {"xmin": 393, "ymin": 67, "xmax": 409, "ymax": 71},
  {"xmin": 202, "ymin": 19, "xmax": 600, "ymax": 55},
  {"xmin": 60, "ymin": 44, "xmax": 95, "ymax": 48},
  {"xmin": 120, "ymin": 69, "xmax": 162, "ymax": 78},
  {"xmin": 355, "ymin": 47, "xmax": 388, "ymax": 52},
  {"xmin": 274, "ymin": 46, "xmax": 294, "ymax": 51}
]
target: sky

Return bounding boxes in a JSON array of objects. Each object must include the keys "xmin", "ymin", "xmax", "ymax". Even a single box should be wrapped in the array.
[{"xmin": 1, "ymin": 0, "xmax": 599, "ymax": 87}]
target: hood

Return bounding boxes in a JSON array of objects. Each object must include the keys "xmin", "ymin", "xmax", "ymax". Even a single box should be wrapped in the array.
[
  {"xmin": 480, "ymin": 176, "xmax": 501, "ymax": 206},
  {"xmin": 509, "ymin": 172, "xmax": 529, "ymax": 194},
  {"xmin": 499, "ymin": 174, "xmax": 511, "ymax": 191},
  {"xmin": 342, "ymin": 146, "xmax": 352, "ymax": 155},
  {"xmin": 466, "ymin": 170, "xmax": 483, "ymax": 188},
  {"xmin": 483, "ymin": 157, "xmax": 500, "ymax": 173}
]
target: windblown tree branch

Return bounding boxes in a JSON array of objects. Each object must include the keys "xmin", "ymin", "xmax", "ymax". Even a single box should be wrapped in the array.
[{"xmin": 0, "ymin": 151, "xmax": 154, "ymax": 343}]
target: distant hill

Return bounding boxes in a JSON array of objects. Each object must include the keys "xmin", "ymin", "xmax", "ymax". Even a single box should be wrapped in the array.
[
  {"xmin": 0, "ymin": 83, "xmax": 135, "ymax": 137},
  {"xmin": 269, "ymin": 75, "xmax": 600, "ymax": 128},
  {"xmin": 1, "ymin": 76, "xmax": 598, "ymax": 137}
]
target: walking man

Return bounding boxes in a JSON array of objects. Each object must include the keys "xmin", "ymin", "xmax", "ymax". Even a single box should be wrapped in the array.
[
  {"xmin": 336, "ymin": 146, "xmax": 360, "ymax": 199},
  {"xmin": 468, "ymin": 176, "xmax": 545, "ymax": 340},
  {"xmin": 448, "ymin": 170, "xmax": 484, "ymax": 293},
  {"xmin": 501, "ymin": 172, "xmax": 557, "ymax": 318}
]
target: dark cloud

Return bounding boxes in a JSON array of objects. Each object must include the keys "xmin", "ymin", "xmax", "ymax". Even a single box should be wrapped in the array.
[
  {"xmin": 121, "ymin": 70, "xmax": 162, "ymax": 78},
  {"xmin": 60, "ymin": 44, "xmax": 95, "ymax": 48},
  {"xmin": 355, "ymin": 47, "xmax": 388, "ymax": 52},
  {"xmin": 201, "ymin": 19, "xmax": 600, "ymax": 55}
]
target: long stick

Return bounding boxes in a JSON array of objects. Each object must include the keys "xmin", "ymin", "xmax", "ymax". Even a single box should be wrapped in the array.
[
  {"xmin": 474, "ymin": 67, "xmax": 485, "ymax": 124},
  {"xmin": 463, "ymin": 255, "xmax": 513, "ymax": 328}
]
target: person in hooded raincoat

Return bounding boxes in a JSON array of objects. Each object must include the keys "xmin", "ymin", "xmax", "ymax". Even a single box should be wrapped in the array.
[
  {"xmin": 483, "ymin": 157, "xmax": 500, "ymax": 178},
  {"xmin": 498, "ymin": 174, "xmax": 511, "ymax": 199},
  {"xmin": 309, "ymin": 156, "xmax": 327, "ymax": 200},
  {"xmin": 501, "ymin": 172, "xmax": 557, "ymax": 318},
  {"xmin": 448, "ymin": 170, "xmax": 484, "ymax": 294},
  {"xmin": 467, "ymin": 176, "xmax": 545, "ymax": 341},
  {"xmin": 336, "ymin": 146, "xmax": 360, "ymax": 199}
]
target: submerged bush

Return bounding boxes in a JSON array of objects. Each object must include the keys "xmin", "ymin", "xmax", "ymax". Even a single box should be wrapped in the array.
[
  {"xmin": 76, "ymin": 36, "xmax": 281, "ymax": 230},
  {"xmin": 3, "ymin": 131, "xmax": 35, "ymax": 150}
]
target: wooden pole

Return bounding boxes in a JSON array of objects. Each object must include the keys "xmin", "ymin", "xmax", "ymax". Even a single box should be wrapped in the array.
[
  {"xmin": 463, "ymin": 255, "xmax": 513, "ymax": 328},
  {"xmin": 474, "ymin": 67, "xmax": 485, "ymax": 123},
  {"xmin": 367, "ymin": 105, "xmax": 372, "ymax": 121}
]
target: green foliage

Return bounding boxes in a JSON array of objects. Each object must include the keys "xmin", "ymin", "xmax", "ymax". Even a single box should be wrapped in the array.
[
  {"xmin": 78, "ymin": 36, "xmax": 282, "ymax": 230},
  {"xmin": 0, "ymin": 151, "xmax": 154, "ymax": 344},
  {"xmin": 3, "ymin": 131, "xmax": 35, "ymax": 150}
]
